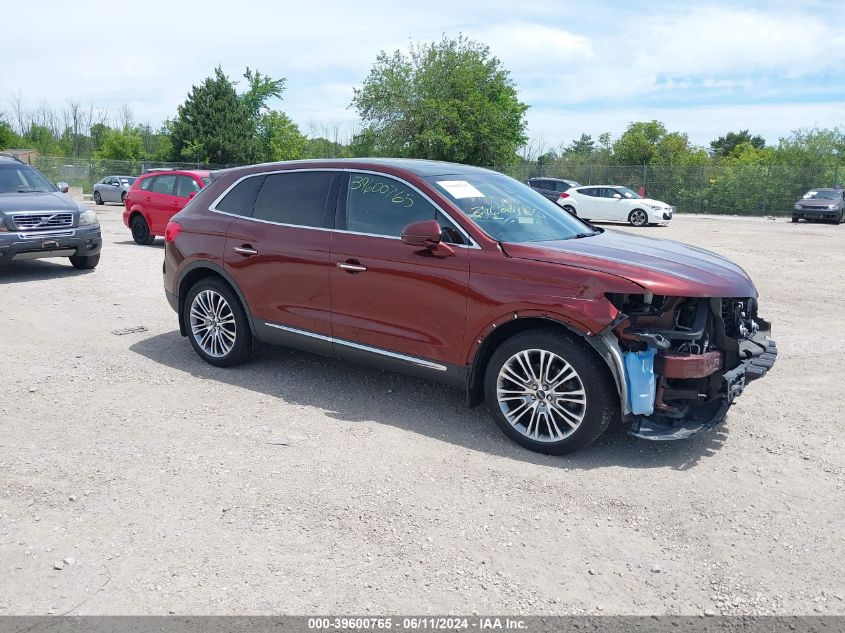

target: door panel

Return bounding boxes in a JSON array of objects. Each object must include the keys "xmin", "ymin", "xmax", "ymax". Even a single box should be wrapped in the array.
[
  {"xmin": 223, "ymin": 171, "xmax": 339, "ymax": 338},
  {"xmin": 147, "ymin": 174, "xmax": 177, "ymax": 234},
  {"xmin": 330, "ymin": 172, "xmax": 470, "ymax": 367}
]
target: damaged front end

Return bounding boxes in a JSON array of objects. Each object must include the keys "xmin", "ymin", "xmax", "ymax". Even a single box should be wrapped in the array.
[{"xmin": 605, "ymin": 293, "xmax": 778, "ymax": 440}]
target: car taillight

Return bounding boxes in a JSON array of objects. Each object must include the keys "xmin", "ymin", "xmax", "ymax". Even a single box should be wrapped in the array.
[
  {"xmin": 559, "ymin": 192, "xmax": 570, "ymax": 198},
  {"xmin": 164, "ymin": 221, "xmax": 182, "ymax": 243}
]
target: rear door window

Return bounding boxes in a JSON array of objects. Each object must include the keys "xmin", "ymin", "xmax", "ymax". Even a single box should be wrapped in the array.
[
  {"xmin": 252, "ymin": 171, "xmax": 334, "ymax": 227},
  {"xmin": 151, "ymin": 175, "xmax": 176, "ymax": 195}
]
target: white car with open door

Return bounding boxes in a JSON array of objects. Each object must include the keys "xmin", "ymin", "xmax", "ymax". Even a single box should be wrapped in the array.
[{"xmin": 557, "ymin": 185, "xmax": 674, "ymax": 226}]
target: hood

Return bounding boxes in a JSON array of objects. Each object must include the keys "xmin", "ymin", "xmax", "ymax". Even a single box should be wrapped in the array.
[
  {"xmin": 0, "ymin": 191, "xmax": 79, "ymax": 214},
  {"xmin": 798, "ymin": 198, "xmax": 840, "ymax": 207},
  {"xmin": 501, "ymin": 229, "xmax": 757, "ymax": 298},
  {"xmin": 639, "ymin": 198, "xmax": 670, "ymax": 207}
]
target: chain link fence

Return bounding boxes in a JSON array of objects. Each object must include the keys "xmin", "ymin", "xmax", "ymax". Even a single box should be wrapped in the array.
[
  {"xmin": 22, "ymin": 155, "xmax": 844, "ymax": 216},
  {"xmin": 496, "ymin": 161, "xmax": 843, "ymax": 215},
  {"xmin": 29, "ymin": 156, "xmax": 231, "ymax": 192}
]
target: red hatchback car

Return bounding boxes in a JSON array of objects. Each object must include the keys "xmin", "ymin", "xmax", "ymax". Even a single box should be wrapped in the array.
[
  {"xmin": 123, "ymin": 170, "xmax": 209, "ymax": 244},
  {"xmin": 162, "ymin": 159, "xmax": 777, "ymax": 454}
]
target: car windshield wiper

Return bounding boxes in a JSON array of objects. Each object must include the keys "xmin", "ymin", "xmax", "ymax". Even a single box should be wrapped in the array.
[{"xmin": 568, "ymin": 231, "xmax": 598, "ymax": 239}]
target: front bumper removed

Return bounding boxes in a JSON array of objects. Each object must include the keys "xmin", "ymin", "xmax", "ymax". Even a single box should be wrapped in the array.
[{"xmin": 628, "ymin": 334, "xmax": 778, "ymax": 441}]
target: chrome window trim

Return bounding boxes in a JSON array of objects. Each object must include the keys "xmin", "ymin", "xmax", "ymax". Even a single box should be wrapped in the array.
[
  {"xmin": 264, "ymin": 322, "xmax": 447, "ymax": 371},
  {"xmin": 207, "ymin": 167, "xmax": 480, "ymax": 249}
]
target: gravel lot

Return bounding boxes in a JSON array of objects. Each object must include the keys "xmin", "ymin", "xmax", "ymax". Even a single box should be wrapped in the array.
[{"xmin": 1, "ymin": 205, "xmax": 843, "ymax": 616}]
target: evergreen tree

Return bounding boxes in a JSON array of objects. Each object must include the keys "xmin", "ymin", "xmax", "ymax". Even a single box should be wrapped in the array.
[{"xmin": 170, "ymin": 67, "xmax": 257, "ymax": 164}]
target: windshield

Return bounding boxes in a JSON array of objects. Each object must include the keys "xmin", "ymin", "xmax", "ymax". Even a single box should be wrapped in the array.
[
  {"xmin": 617, "ymin": 187, "xmax": 642, "ymax": 199},
  {"xmin": 425, "ymin": 172, "xmax": 597, "ymax": 242},
  {"xmin": 0, "ymin": 164, "xmax": 57, "ymax": 193},
  {"xmin": 803, "ymin": 190, "xmax": 841, "ymax": 200}
]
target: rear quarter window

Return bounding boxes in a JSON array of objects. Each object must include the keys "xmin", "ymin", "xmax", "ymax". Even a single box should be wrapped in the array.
[
  {"xmin": 215, "ymin": 177, "xmax": 258, "ymax": 216},
  {"xmin": 140, "ymin": 176, "xmax": 153, "ymax": 191}
]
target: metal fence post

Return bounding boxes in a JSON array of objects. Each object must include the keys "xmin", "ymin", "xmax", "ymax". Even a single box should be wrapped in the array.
[{"xmin": 642, "ymin": 163, "xmax": 648, "ymax": 195}]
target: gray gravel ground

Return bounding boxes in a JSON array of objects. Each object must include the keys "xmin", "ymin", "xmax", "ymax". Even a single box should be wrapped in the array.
[{"xmin": 0, "ymin": 205, "xmax": 843, "ymax": 615}]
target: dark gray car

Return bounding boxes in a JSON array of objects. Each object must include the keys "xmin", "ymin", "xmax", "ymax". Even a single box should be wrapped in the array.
[
  {"xmin": 526, "ymin": 177, "xmax": 581, "ymax": 202},
  {"xmin": 792, "ymin": 188, "xmax": 844, "ymax": 224},
  {"xmin": 92, "ymin": 175, "xmax": 136, "ymax": 205},
  {"xmin": 0, "ymin": 155, "xmax": 102, "ymax": 269}
]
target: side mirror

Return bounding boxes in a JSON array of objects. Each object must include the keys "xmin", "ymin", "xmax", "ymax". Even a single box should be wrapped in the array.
[
  {"xmin": 188, "ymin": 191, "xmax": 197, "ymax": 199},
  {"xmin": 400, "ymin": 219, "xmax": 454, "ymax": 257},
  {"xmin": 612, "ymin": 193, "xmax": 622, "ymax": 199},
  {"xmin": 57, "ymin": 182, "xmax": 69, "ymax": 193}
]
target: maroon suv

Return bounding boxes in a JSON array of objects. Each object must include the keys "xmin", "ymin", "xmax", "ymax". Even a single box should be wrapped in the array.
[{"xmin": 162, "ymin": 159, "xmax": 777, "ymax": 454}]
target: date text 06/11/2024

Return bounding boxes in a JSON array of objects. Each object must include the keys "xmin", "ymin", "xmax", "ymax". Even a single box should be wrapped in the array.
[{"xmin": 307, "ymin": 617, "xmax": 527, "ymax": 630}]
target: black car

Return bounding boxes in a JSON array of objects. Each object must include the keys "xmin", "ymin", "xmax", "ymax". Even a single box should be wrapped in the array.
[
  {"xmin": 0, "ymin": 154, "xmax": 102, "ymax": 268},
  {"xmin": 792, "ymin": 188, "xmax": 844, "ymax": 224},
  {"xmin": 526, "ymin": 177, "xmax": 581, "ymax": 202}
]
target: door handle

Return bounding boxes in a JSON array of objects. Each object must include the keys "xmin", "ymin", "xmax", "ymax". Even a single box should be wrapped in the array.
[
  {"xmin": 233, "ymin": 245, "xmax": 258, "ymax": 256},
  {"xmin": 337, "ymin": 261, "xmax": 367, "ymax": 273}
]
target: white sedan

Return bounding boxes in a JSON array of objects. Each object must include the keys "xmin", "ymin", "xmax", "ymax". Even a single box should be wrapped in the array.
[{"xmin": 556, "ymin": 185, "xmax": 674, "ymax": 226}]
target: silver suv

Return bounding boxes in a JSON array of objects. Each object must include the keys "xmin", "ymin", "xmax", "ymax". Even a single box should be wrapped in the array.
[{"xmin": 0, "ymin": 154, "xmax": 101, "ymax": 269}]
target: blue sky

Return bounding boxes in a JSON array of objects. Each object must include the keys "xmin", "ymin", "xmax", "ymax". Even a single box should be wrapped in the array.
[{"xmin": 3, "ymin": 0, "xmax": 845, "ymax": 150}]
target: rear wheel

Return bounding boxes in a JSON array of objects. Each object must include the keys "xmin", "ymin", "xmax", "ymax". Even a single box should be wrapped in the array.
[
  {"xmin": 130, "ymin": 215, "xmax": 155, "ymax": 245},
  {"xmin": 791, "ymin": 216, "xmax": 799, "ymax": 223},
  {"xmin": 69, "ymin": 254, "xmax": 99, "ymax": 270},
  {"xmin": 121, "ymin": 191, "xmax": 127, "ymax": 204},
  {"xmin": 93, "ymin": 191, "xmax": 103, "ymax": 205},
  {"xmin": 628, "ymin": 209, "xmax": 648, "ymax": 227},
  {"xmin": 562, "ymin": 205, "xmax": 577, "ymax": 216},
  {"xmin": 484, "ymin": 328, "xmax": 616, "ymax": 455},
  {"xmin": 834, "ymin": 211, "xmax": 843, "ymax": 226},
  {"xmin": 184, "ymin": 278, "xmax": 252, "ymax": 367}
]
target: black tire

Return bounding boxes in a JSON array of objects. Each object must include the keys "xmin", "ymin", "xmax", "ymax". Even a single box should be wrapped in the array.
[
  {"xmin": 93, "ymin": 191, "xmax": 103, "ymax": 205},
  {"xmin": 791, "ymin": 216, "xmax": 799, "ymax": 223},
  {"xmin": 834, "ymin": 212, "xmax": 842, "ymax": 226},
  {"xmin": 69, "ymin": 254, "xmax": 99, "ymax": 270},
  {"xmin": 121, "ymin": 191, "xmax": 127, "ymax": 204},
  {"xmin": 484, "ymin": 328, "xmax": 617, "ymax": 455},
  {"xmin": 562, "ymin": 205, "xmax": 577, "ymax": 216},
  {"xmin": 130, "ymin": 214, "xmax": 155, "ymax": 245},
  {"xmin": 184, "ymin": 277, "xmax": 252, "ymax": 367},
  {"xmin": 628, "ymin": 209, "xmax": 648, "ymax": 227}
]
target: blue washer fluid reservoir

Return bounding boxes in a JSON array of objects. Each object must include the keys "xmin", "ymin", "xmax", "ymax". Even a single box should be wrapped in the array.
[{"xmin": 624, "ymin": 348, "xmax": 658, "ymax": 416}]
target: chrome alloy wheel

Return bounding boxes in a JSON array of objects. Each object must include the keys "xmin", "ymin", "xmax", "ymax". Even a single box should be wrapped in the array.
[
  {"xmin": 189, "ymin": 289, "xmax": 237, "ymax": 358},
  {"xmin": 629, "ymin": 209, "xmax": 648, "ymax": 226},
  {"xmin": 496, "ymin": 349, "xmax": 587, "ymax": 442}
]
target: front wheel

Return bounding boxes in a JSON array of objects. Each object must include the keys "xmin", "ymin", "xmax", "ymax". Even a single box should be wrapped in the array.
[
  {"xmin": 184, "ymin": 278, "xmax": 252, "ymax": 367},
  {"xmin": 834, "ymin": 212, "xmax": 843, "ymax": 226},
  {"xmin": 628, "ymin": 209, "xmax": 648, "ymax": 227},
  {"xmin": 791, "ymin": 216, "xmax": 799, "ymax": 223},
  {"xmin": 484, "ymin": 328, "xmax": 616, "ymax": 455},
  {"xmin": 69, "ymin": 254, "xmax": 99, "ymax": 269},
  {"xmin": 130, "ymin": 215, "xmax": 155, "ymax": 245}
]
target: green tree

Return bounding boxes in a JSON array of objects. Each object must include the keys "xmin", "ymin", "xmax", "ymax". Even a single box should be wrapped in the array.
[
  {"xmin": 170, "ymin": 66, "xmax": 257, "ymax": 164},
  {"xmin": 612, "ymin": 120, "xmax": 667, "ymax": 165},
  {"xmin": 95, "ymin": 127, "xmax": 144, "ymax": 160},
  {"xmin": 256, "ymin": 111, "xmax": 307, "ymax": 161},
  {"xmin": 564, "ymin": 133, "xmax": 595, "ymax": 155},
  {"xmin": 0, "ymin": 119, "xmax": 21, "ymax": 149},
  {"xmin": 710, "ymin": 130, "xmax": 765, "ymax": 158},
  {"xmin": 240, "ymin": 68, "xmax": 286, "ymax": 119},
  {"xmin": 23, "ymin": 124, "xmax": 60, "ymax": 155},
  {"xmin": 352, "ymin": 35, "xmax": 529, "ymax": 166}
]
